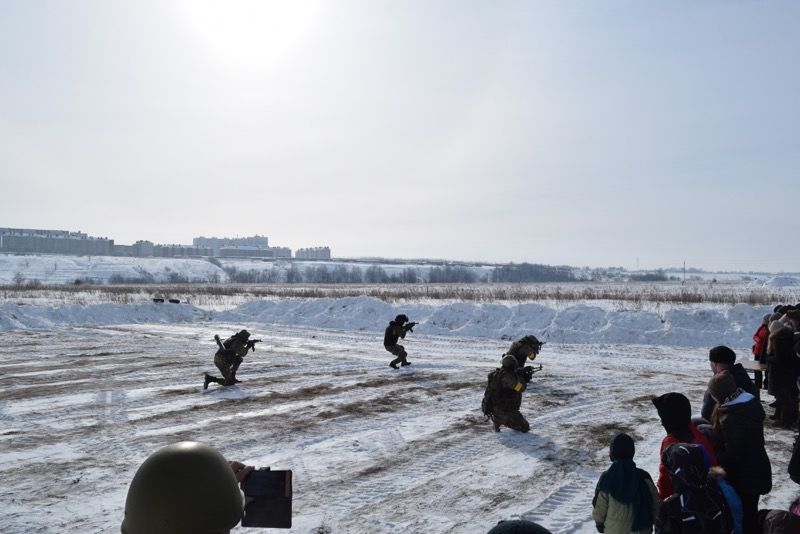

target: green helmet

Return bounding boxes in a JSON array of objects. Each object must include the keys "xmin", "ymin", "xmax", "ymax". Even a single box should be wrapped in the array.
[{"xmin": 121, "ymin": 441, "xmax": 243, "ymax": 534}]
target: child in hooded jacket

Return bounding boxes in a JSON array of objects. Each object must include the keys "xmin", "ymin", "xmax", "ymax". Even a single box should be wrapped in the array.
[{"xmin": 593, "ymin": 433, "xmax": 659, "ymax": 534}]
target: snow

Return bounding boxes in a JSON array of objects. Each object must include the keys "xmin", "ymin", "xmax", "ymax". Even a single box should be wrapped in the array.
[
  {"xmin": 0, "ymin": 291, "xmax": 798, "ymax": 533},
  {"xmin": 764, "ymin": 276, "xmax": 800, "ymax": 287}
]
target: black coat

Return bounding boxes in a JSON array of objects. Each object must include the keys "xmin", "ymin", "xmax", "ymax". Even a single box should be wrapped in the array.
[{"xmin": 713, "ymin": 394, "xmax": 772, "ymax": 495}]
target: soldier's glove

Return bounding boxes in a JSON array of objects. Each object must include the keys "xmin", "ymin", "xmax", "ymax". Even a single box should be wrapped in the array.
[{"xmin": 521, "ymin": 366, "xmax": 535, "ymax": 383}]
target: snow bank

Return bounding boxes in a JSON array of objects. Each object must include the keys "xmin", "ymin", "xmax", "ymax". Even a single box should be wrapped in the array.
[
  {"xmin": 0, "ymin": 296, "xmax": 771, "ymax": 349},
  {"xmin": 763, "ymin": 276, "xmax": 800, "ymax": 287}
]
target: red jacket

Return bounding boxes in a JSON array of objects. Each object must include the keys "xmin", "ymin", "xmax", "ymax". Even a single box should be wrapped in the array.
[
  {"xmin": 657, "ymin": 423, "xmax": 718, "ymax": 500},
  {"xmin": 753, "ymin": 324, "xmax": 769, "ymax": 361}
]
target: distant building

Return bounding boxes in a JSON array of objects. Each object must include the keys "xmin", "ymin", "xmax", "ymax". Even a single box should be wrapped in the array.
[
  {"xmin": 295, "ymin": 246, "xmax": 331, "ymax": 260},
  {"xmin": 219, "ymin": 246, "xmax": 292, "ymax": 259},
  {"xmin": 132, "ymin": 240, "xmax": 154, "ymax": 257},
  {"xmin": 193, "ymin": 235, "xmax": 269, "ymax": 256},
  {"xmin": 0, "ymin": 227, "xmax": 114, "ymax": 256},
  {"xmin": 153, "ymin": 244, "xmax": 212, "ymax": 258}
]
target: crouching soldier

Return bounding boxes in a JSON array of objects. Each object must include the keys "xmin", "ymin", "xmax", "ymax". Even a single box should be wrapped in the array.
[
  {"xmin": 204, "ymin": 329, "xmax": 258, "ymax": 389},
  {"xmin": 384, "ymin": 314, "xmax": 416, "ymax": 369},
  {"xmin": 481, "ymin": 355, "xmax": 530, "ymax": 433},
  {"xmin": 506, "ymin": 335, "xmax": 544, "ymax": 369}
]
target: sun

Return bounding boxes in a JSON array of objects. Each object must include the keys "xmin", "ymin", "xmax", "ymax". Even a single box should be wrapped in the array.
[{"xmin": 177, "ymin": 0, "xmax": 323, "ymax": 71}]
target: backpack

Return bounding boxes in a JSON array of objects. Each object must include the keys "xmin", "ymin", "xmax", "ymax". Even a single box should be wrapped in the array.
[{"xmin": 481, "ymin": 369, "xmax": 502, "ymax": 416}]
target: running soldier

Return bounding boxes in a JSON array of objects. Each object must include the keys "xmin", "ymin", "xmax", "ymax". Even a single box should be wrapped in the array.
[
  {"xmin": 481, "ymin": 355, "xmax": 531, "ymax": 432},
  {"xmin": 204, "ymin": 329, "xmax": 260, "ymax": 389},
  {"xmin": 384, "ymin": 314, "xmax": 417, "ymax": 369},
  {"xmin": 506, "ymin": 335, "xmax": 544, "ymax": 369}
]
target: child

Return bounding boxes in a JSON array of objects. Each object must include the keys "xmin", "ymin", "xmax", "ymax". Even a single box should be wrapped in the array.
[{"xmin": 593, "ymin": 433, "xmax": 659, "ymax": 534}]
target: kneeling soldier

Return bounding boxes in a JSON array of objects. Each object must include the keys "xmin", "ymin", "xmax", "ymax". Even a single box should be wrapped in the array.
[{"xmin": 481, "ymin": 355, "xmax": 530, "ymax": 433}]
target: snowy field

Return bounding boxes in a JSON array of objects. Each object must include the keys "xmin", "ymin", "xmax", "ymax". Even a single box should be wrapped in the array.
[{"xmin": 1, "ymin": 297, "xmax": 799, "ymax": 533}]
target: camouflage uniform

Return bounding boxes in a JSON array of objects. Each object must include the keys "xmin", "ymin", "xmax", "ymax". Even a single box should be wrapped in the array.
[
  {"xmin": 205, "ymin": 330, "xmax": 251, "ymax": 388},
  {"xmin": 384, "ymin": 314, "xmax": 412, "ymax": 369},
  {"xmin": 484, "ymin": 356, "xmax": 530, "ymax": 432}
]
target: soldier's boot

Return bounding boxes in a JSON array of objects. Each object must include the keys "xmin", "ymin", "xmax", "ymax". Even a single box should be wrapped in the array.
[
  {"xmin": 389, "ymin": 360, "xmax": 399, "ymax": 369},
  {"xmin": 203, "ymin": 373, "xmax": 215, "ymax": 390},
  {"xmin": 493, "ymin": 420, "xmax": 501, "ymax": 432}
]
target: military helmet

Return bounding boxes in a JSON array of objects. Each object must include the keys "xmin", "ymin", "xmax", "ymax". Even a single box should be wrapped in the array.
[
  {"xmin": 237, "ymin": 329, "xmax": 251, "ymax": 340},
  {"xmin": 501, "ymin": 355, "xmax": 518, "ymax": 371},
  {"xmin": 121, "ymin": 441, "xmax": 243, "ymax": 534},
  {"xmin": 394, "ymin": 314, "xmax": 409, "ymax": 324}
]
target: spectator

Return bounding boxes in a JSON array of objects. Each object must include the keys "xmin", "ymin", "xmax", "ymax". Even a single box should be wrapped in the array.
[
  {"xmin": 708, "ymin": 371, "xmax": 772, "ymax": 534},
  {"xmin": 653, "ymin": 392, "xmax": 718, "ymax": 500},
  {"xmin": 121, "ymin": 441, "xmax": 251, "ymax": 534},
  {"xmin": 700, "ymin": 346, "xmax": 758, "ymax": 422},
  {"xmin": 654, "ymin": 443, "xmax": 734, "ymax": 533},
  {"xmin": 766, "ymin": 322, "xmax": 799, "ymax": 428},
  {"xmin": 592, "ymin": 433, "xmax": 659, "ymax": 534}
]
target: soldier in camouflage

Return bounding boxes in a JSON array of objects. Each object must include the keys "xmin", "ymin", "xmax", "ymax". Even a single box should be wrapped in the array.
[
  {"xmin": 204, "ymin": 329, "xmax": 255, "ymax": 389},
  {"xmin": 384, "ymin": 314, "xmax": 416, "ymax": 369},
  {"xmin": 482, "ymin": 355, "xmax": 530, "ymax": 433}
]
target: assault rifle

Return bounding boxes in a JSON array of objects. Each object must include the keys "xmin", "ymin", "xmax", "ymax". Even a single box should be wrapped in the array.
[
  {"xmin": 246, "ymin": 339, "xmax": 262, "ymax": 352},
  {"xmin": 518, "ymin": 364, "xmax": 543, "ymax": 384},
  {"xmin": 403, "ymin": 322, "xmax": 417, "ymax": 333}
]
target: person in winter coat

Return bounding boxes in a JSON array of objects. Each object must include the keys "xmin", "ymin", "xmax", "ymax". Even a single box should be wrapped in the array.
[
  {"xmin": 653, "ymin": 393, "xmax": 719, "ymax": 500},
  {"xmin": 766, "ymin": 323, "xmax": 799, "ymax": 427},
  {"xmin": 654, "ymin": 443, "xmax": 735, "ymax": 534},
  {"xmin": 708, "ymin": 371, "xmax": 772, "ymax": 534},
  {"xmin": 384, "ymin": 314, "xmax": 416, "ymax": 369},
  {"xmin": 592, "ymin": 433, "xmax": 659, "ymax": 534},
  {"xmin": 753, "ymin": 314, "xmax": 771, "ymax": 364},
  {"xmin": 700, "ymin": 346, "xmax": 758, "ymax": 422}
]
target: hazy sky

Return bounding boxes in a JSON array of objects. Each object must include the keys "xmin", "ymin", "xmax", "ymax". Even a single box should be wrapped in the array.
[{"xmin": 1, "ymin": 1, "xmax": 798, "ymax": 271}]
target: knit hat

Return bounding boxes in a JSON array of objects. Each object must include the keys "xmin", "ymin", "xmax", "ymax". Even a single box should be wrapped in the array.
[
  {"xmin": 652, "ymin": 393, "xmax": 691, "ymax": 435},
  {"xmin": 708, "ymin": 371, "xmax": 737, "ymax": 401},
  {"xmin": 708, "ymin": 346, "xmax": 736, "ymax": 365},
  {"xmin": 609, "ymin": 433, "xmax": 635, "ymax": 461},
  {"xmin": 486, "ymin": 520, "xmax": 553, "ymax": 534},
  {"xmin": 762, "ymin": 313, "xmax": 772, "ymax": 325}
]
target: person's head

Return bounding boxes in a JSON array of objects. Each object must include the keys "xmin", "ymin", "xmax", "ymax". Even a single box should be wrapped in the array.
[
  {"xmin": 662, "ymin": 443, "xmax": 710, "ymax": 493},
  {"xmin": 236, "ymin": 329, "xmax": 250, "ymax": 341},
  {"xmin": 652, "ymin": 392, "xmax": 691, "ymax": 435},
  {"xmin": 501, "ymin": 355, "xmax": 518, "ymax": 371},
  {"xmin": 609, "ymin": 432, "xmax": 635, "ymax": 461},
  {"xmin": 708, "ymin": 370, "xmax": 737, "ymax": 402},
  {"xmin": 762, "ymin": 313, "xmax": 772, "ymax": 325},
  {"xmin": 121, "ymin": 441, "xmax": 243, "ymax": 534},
  {"xmin": 394, "ymin": 314, "xmax": 408, "ymax": 325},
  {"xmin": 518, "ymin": 335, "xmax": 544, "ymax": 360},
  {"xmin": 486, "ymin": 520, "xmax": 553, "ymax": 534},
  {"xmin": 769, "ymin": 319, "xmax": 784, "ymax": 334},
  {"xmin": 708, "ymin": 345, "xmax": 735, "ymax": 373}
]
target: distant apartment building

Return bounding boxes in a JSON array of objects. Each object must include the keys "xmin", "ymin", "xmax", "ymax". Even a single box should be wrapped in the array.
[
  {"xmin": 219, "ymin": 246, "xmax": 291, "ymax": 259},
  {"xmin": 193, "ymin": 235, "xmax": 269, "ymax": 256},
  {"xmin": 295, "ymin": 246, "xmax": 331, "ymax": 260},
  {"xmin": 154, "ymin": 244, "xmax": 212, "ymax": 258},
  {"xmin": 0, "ymin": 227, "xmax": 114, "ymax": 255}
]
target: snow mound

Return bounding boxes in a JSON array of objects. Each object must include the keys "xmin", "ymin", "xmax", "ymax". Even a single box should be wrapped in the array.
[
  {"xmin": 0, "ymin": 295, "xmax": 771, "ymax": 349},
  {"xmin": 763, "ymin": 276, "xmax": 799, "ymax": 287}
]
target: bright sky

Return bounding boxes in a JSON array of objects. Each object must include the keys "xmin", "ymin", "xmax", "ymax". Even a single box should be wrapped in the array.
[{"xmin": 1, "ymin": 1, "xmax": 798, "ymax": 271}]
